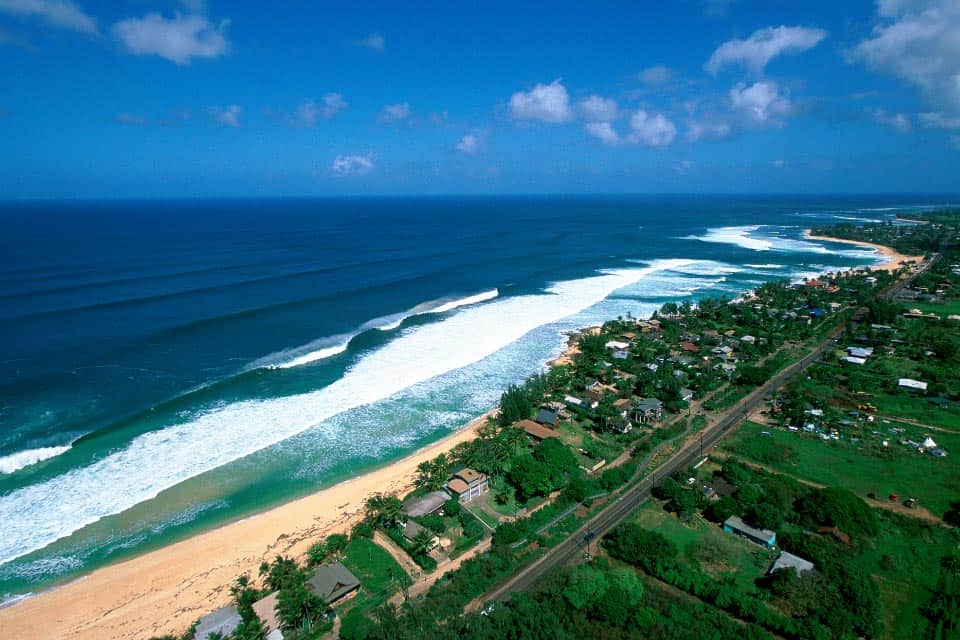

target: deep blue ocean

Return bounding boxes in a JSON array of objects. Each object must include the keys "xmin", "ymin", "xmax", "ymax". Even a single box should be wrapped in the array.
[{"xmin": 0, "ymin": 195, "xmax": 949, "ymax": 601}]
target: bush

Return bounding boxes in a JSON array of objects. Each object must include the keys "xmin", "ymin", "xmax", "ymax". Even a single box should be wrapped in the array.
[
  {"xmin": 794, "ymin": 486, "xmax": 879, "ymax": 538},
  {"xmin": 443, "ymin": 498, "xmax": 461, "ymax": 517},
  {"xmin": 417, "ymin": 513, "xmax": 446, "ymax": 534},
  {"xmin": 413, "ymin": 554, "xmax": 438, "ymax": 572},
  {"xmin": 351, "ymin": 521, "xmax": 374, "ymax": 539}
]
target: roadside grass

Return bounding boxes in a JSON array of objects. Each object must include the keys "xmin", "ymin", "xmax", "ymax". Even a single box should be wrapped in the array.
[{"xmin": 721, "ymin": 421, "xmax": 960, "ymax": 521}]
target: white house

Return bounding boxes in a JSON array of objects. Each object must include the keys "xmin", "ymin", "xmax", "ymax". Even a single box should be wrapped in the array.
[{"xmin": 605, "ymin": 340, "xmax": 630, "ymax": 351}]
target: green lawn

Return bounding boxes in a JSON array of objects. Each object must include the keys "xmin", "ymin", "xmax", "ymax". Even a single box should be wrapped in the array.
[
  {"xmin": 633, "ymin": 500, "xmax": 773, "ymax": 592},
  {"xmin": 908, "ymin": 300, "xmax": 960, "ymax": 318},
  {"xmin": 722, "ymin": 421, "xmax": 960, "ymax": 521},
  {"xmin": 337, "ymin": 537, "xmax": 408, "ymax": 637},
  {"xmin": 872, "ymin": 392, "xmax": 960, "ymax": 430}
]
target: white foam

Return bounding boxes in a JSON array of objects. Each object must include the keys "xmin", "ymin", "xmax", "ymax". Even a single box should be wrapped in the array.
[
  {"xmin": 261, "ymin": 290, "xmax": 501, "ymax": 369},
  {"xmin": 687, "ymin": 225, "xmax": 878, "ymax": 260},
  {"xmin": 0, "ymin": 263, "xmax": 690, "ymax": 566},
  {"xmin": 745, "ymin": 263, "xmax": 785, "ymax": 269},
  {"xmin": 0, "ymin": 446, "xmax": 70, "ymax": 475}
]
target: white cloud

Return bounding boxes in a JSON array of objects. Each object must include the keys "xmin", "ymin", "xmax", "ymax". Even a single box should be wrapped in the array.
[
  {"xmin": 0, "ymin": 0, "xmax": 96, "ymax": 34},
  {"xmin": 456, "ymin": 133, "xmax": 480, "ymax": 154},
  {"xmin": 686, "ymin": 119, "xmax": 733, "ymax": 142},
  {"xmin": 627, "ymin": 110, "xmax": 677, "ymax": 147},
  {"xmin": 210, "ymin": 104, "xmax": 240, "ymax": 127},
  {"xmin": 509, "ymin": 79, "xmax": 572, "ymax": 123},
  {"xmin": 771, "ymin": 159, "xmax": 788, "ymax": 168},
  {"xmin": 638, "ymin": 65, "xmax": 674, "ymax": 85},
  {"xmin": 706, "ymin": 25, "xmax": 827, "ymax": 74},
  {"xmin": 292, "ymin": 93, "xmax": 346, "ymax": 126},
  {"xmin": 113, "ymin": 12, "xmax": 229, "ymax": 65},
  {"xmin": 356, "ymin": 33, "xmax": 384, "ymax": 52},
  {"xmin": 851, "ymin": 0, "xmax": 960, "ymax": 125},
  {"xmin": 676, "ymin": 159, "xmax": 694, "ymax": 173},
  {"xmin": 378, "ymin": 102, "xmax": 410, "ymax": 124},
  {"xmin": 871, "ymin": 108, "xmax": 912, "ymax": 132},
  {"xmin": 729, "ymin": 81, "xmax": 791, "ymax": 123},
  {"xmin": 585, "ymin": 121, "xmax": 622, "ymax": 146},
  {"xmin": 920, "ymin": 112, "xmax": 960, "ymax": 129},
  {"xmin": 332, "ymin": 153, "xmax": 375, "ymax": 176},
  {"xmin": 578, "ymin": 95, "xmax": 619, "ymax": 122},
  {"xmin": 114, "ymin": 112, "xmax": 146, "ymax": 126}
]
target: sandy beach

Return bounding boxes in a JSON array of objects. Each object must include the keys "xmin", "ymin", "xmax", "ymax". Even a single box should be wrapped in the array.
[
  {"xmin": 0, "ymin": 230, "xmax": 915, "ymax": 640},
  {"xmin": 0, "ymin": 417, "xmax": 491, "ymax": 640},
  {"xmin": 803, "ymin": 229, "xmax": 922, "ymax": 273}
]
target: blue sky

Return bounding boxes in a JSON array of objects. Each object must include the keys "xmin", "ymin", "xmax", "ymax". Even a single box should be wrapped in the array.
[{"xmin": 1, "ymin": 0, "xmax": 958, "ymax": 197}]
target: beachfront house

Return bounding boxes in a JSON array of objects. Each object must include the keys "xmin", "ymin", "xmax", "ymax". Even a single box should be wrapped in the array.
[
  {"xmin": 195, "ymin": 605, "xmax": 242, "ymax": 640},
  {"xmin": 723, "ymin": 515, "xmax": 776, "ymax": 547},
  {"xmin": 518, "ymin": 419, "xmax": 561, "ymax": 443},
  {"xmin": 769, "ymin": 551, "xmax": 815, "ymax": 576},
  {"xmin": 307, "ymin": 561, "xmax": 361, "ymax": 606},
  {"xmin": 251, "ymin": 592, "xmax": 283, "ymax": 640},
  {"xmin": 402, "ymin": 490, "xmax": 450, "ymax": 518},
  {"xmin": 447, "ymin": 468, "xmax": 489, "ymax": 503}
]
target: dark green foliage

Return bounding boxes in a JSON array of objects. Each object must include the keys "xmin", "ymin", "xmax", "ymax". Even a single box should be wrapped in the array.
[
  {"xmin": 443, "ymin": 497, "xmax": 461, "ymax": 517},
  {"xmin": 922, "ymin": 554, "xmax": 960, "ymax": 640},
  {"xmin": 416, "ymin": 513, "xmax": 445, "ymax": 534},
  {"xmin": 747, "ymin": 502, "xmax": 783, "ymax": 531},
  {"xmin": 794, "ymin": 486, "xmax": 879, "ymax": 538},
  {"xmin": 703, "ymin": 496, "xmax": 738, "ymax": 523},
  {"xmin": 602, "ymin": 523, "xmax": 678, "ymax": 574}
]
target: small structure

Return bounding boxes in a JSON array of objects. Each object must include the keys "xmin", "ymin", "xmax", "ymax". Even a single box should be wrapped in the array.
[
  {"xmin": 403, "ymin": 520, "xmax": 438, "ymax": 550},
  {"xmin": 612, "ymin": 349, "xmax": 629, "ymax": 360},
  {"xmin": 402, "ymin": 490, "xmax": 450, "ymax": 518},
  {"xmin": 816, "ymin": 526, "xmax": 851, "ymax": 545},
  {"xmin": 680, "ymin": 341, "xmax": 700, "ymax": 353},
  {"xmin": 252, "ymin": 592, "xmax": 283, "ymax": 640},
  {"xmin": 536, "ymin": 408, "xmax": 560, "ymax": 428},
  {"xmin": 518, "ymin": 419, "xmax": 561, "ymax": 442},
  {"xmin": 846, "ymin": 346, "xmax": 874, "ymax": 359},
  {"xmin": 769, "ymin": 551, "xmax": 815, "ymax": 576},
  {"xmin": 723, "ymin": 516, "xmax": 776, "ymax": 547},
  {"xmin": 447, "ymin": 468, "xmax": 489, "ymax": 503},
  {"xmin": 843, "ymin": 356, "xmax": 867, "ymax": 366},
  {"xmin": 898, "ymin": 378, "xmax": 928, "ymax": 392},
  {"xmin": 679, "ymin": 388, "xmax": 695, "ymax": 402},
  {"xmin": 307, "ymin": 561, "xmax": 361, "ymax": 605},
  {"xmin": 605, "ymin": 340, "xmax": 630, "ymax": 351},
  {"xmin": 195, "ymin": 605, "xmax": 242, "ymax": 640},
  {"xmin": 741, "ymin": 335, "xmax": 757, "ymax": 345}
]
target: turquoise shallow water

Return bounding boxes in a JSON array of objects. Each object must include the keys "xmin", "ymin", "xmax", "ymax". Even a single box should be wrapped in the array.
[{"xmin": 0, "ymin": 195, "xmax": 950, "ymax": 599}]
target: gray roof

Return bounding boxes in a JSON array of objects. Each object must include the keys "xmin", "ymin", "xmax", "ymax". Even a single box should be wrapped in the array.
[
  {"xmin": 536, "ymin": 408, "xmax": 559, "ymax": 424},
  {"xmin": 771, "ymin": 551, "xmax": 815, "ymax": 575},
  {"xmin": 635, "ymin": 398, "xmax": 663, "ymax": 411},
  {"xmin": 194, "ymin": 605, "xmax": 242, "ymax": 640},
  {"xmin": 307, "ymin": 561, "xmax": 360, "ymax": 604},
  {"xmin": 403, "ymin": 519, "xmax": 430, "ymax": 541},
  {"xmin": 724, "ymin": 515, "xmax": 776, "ymax": 543},
  {"xmin": 402, "ymin": 490, "xmax": 450, "ymax": 517}
]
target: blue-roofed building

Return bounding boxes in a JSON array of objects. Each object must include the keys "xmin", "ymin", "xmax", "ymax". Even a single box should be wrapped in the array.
[{"xmin": 723, "ymin": 516, "xmax": 776, "ymax": 547}]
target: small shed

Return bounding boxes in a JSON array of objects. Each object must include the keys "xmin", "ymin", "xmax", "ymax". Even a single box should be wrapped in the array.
[
  {"xmin": 536, "ymin": 408, "xmax": 560, "ymax": 427},
  {"xmin": 723, "ymin": 516, "xmax": 776, "ymax": 547},
  {"xmin": 770, "ymin": 551, "xmax": 814, "ymax": 576}
]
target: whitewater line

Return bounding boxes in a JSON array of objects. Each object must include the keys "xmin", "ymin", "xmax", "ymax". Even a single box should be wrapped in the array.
[{"xmin": 0, "ymin": 265, "xmax": 692, "ymax": 566}]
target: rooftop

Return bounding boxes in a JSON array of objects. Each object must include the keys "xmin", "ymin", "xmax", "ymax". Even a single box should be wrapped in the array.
[
  {"xmin": 402, "ymin": 490, "xmax": 450, "ymax": 517},
  {"xmin": 771, "ymin": 551, "xmax": 815, "ymax": 575},
  {"xmin": 307, "ymin": 561, "xmax": 361, "ymax": 604},
  {"xmin": 194, "ymin": 605, "xmax": 241, "ymax": 640},
  {"xmin": 518, "ymin": 419, "xmax": 561, "ymax": 441}
]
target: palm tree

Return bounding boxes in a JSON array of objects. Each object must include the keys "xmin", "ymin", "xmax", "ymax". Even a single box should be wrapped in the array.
[{"xmin": 410, "ymin": 530, "xmax": 434, "ymax": 557}]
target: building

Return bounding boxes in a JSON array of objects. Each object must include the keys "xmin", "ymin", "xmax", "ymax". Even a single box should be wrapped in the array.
[
  {"xmin": 769, "ymin": 551, "xmax": 814, "ymax": 576},
  {"xmin": 605, "ymin": 340, "xmax": 630, "ymax": 351},
  {"xmin": 723, "ymin": 516, "xmax": 776, "ymax": 547},
  {"xmin": 847, "ymin": 346, "xmax": 874, "ymax": 359},
  {"xmin": 679, "ymin": 388, "xmax": 695, "ymax": 402},
  {"xmin": 843, "ymin": 356, "xmax": 867, "ymax": 366},
  {"xmin": 194, "ymin": 605, "xmax": 242, "ymax": 640},
  {"xmin": 898, "ymin": 378, "xmax": 928, "ymax": 391},
  {"xmin": 402, "ymin": 490, "xmax": 450, "ymax": 518},
  {"xmin": 252, "ymin": 592, "xmax": 283, "ymax": 640},
  {"xmin": 403, "ymin": 520, "xmax": 439, "ymax": 550},
  {"xmin": 518, "ymin": 419, "xmax": 561, "ymax": 442},
  {"xmin": 307, "ymin": 561, "xmax": 361, "ymax": 605},
  {"xmin": 536, "ymin": 408, "xmax": 560, "ymax": 427},
  {"xmin": 447, "ymin": 468, "xmax": 489, "ymax": 503},
  {"xmin": 633, "ymin": 398, "xmax": 663, "ymax": 423}
]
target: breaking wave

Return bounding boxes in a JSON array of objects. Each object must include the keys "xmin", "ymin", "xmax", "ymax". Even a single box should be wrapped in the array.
[{"xmin": 0, "ymin": 446, "xmax": 71, "ymax": 475}]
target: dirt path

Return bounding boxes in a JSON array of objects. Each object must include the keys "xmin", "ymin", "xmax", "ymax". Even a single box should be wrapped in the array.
[
  {"xmin": 710, "ymin": 452, "xmax": 947, "ymax": 525},
  {"xmin": 875, "ymin": 414, "xmax": 960, "ymax": 435},
  {"xmin": 388, "ymin": 538, "xmax": 492, "ymax": 607},
  {"xmin": 372, "ymin": 532, "xmax": 422, "ymax": 581}
]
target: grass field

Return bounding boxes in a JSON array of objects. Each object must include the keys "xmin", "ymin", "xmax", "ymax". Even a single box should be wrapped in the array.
[
  {"xmin": 721, "ymin": 421, "xmax": 960, "ymax": 518},
  {"xmin": 872, "ymin": 392, "xmax": 960, "ymax": 430},
  {"xmin": 633, "ymin": 500, "xmax": 773, "ymax": 591},
  {"xmin": 338, "ymin": 537, "xmax": 407, "ymax": 637},
  {"xmin": 908, "ymin": 300, "xmax": 960, "ymax": 318}
]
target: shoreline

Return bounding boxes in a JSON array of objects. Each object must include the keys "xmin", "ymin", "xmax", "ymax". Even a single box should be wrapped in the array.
[
  {"xmin": 0, "ymin": 415, "xmax": 493, "ymax": 640},
  {"xmin": 0, "ymin": 230, "xmax": 909, "ymax": 639},
  {"xmin": 803, "ymin": 229, "xmax": 922, "ymax": 273}
]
